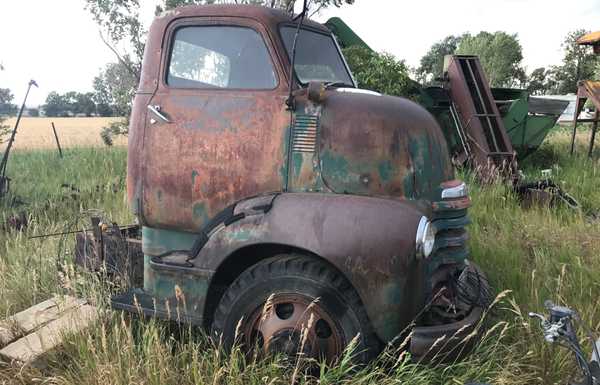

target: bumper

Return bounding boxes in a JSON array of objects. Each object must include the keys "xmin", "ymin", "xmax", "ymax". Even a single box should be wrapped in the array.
[
  {"xmin": 409, "ymin": 262, "xmax": 490, "ymax": 362},
  {"xmin": 410, "ymin": 304, "xmax": 485, "ymax": 362}
]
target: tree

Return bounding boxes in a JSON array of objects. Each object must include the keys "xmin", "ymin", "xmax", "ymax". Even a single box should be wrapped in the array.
[
  {"xmin": 0, "ymin": 88, "xmax": 14, "ymax": 142},
  {"xmin": 93, "ymin": 61, "xmax": 138, "ymax": 144},
  {"xmin": 86, "ymin": 0, "xmax": 355, "ymax": 80},
  {"xmin": 43, "ymin": 91, "xmax": 100, "ymax": 117},
  {"xmin": 455, "ymin": 31, "xmax": 525, "ymax": 88},
  {"xmin": 0, "ymin": 66, "xmax": 8, "ymax": 142},
  {"xmin": 75, "ymin": 92, "xmax": 97, "ymax": 116},
  {"xmin": 343, "ymin": 46, "xmax": 420, "ymax": 99},
  {"xmin": 527, "ymin": 67, "xmax": 548, "ymax": 95},
  {"xmin": 416, "ymin": 35, "xmax": 463, "ymax": 84},
  {"xmin": 0, "ymin": 88, "xmax": 18, "ymax": 116},
  {"xmin": 92, "ymin": 69, "xmax": 115, "ymax": 117},
  {"xmin": 157, "ymin": 0, "xmax": 354, "ymax": 18},
  {"xmin": 547, "ymin": 29, "xmax": 598, "ymax": 94},
  {"xmin": 43, "ymin": 92, "xmax": 70, "ymax": 117}
]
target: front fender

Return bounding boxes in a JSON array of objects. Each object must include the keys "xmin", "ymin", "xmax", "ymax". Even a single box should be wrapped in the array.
[{"xmin": 195, "ymin": 192, "xmax": 428, "ymax": 342}]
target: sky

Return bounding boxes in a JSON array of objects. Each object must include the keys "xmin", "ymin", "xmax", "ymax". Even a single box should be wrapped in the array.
[{"xmin": 1, "ymin": 0, "xmax": 599, "ymax": 107}]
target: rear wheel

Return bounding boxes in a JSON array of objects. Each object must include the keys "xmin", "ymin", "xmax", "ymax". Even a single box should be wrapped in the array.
[{"xmin": 210, "ymin": 254, "xmax": 379, "ymax": 363}]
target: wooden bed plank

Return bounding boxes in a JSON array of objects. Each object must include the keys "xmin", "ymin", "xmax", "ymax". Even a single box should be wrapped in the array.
[
  {"xmin": 0, "ymin": 296, "xmax": 87, "ymax": 347},
  {"xmin": 0, "ymin": 304, "xmax": 97, "ymax": 364}
]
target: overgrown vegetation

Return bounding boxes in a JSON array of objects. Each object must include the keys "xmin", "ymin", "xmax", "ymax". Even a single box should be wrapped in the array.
[
  {"xmin": 0, "ymin": 130, "xmax": 598, "ymax": 384},
  {"xmin": 342, "ymin": 46, "xmax": 420, "ymax": 99},
  {"xmin": 0, "ymin": 88, "xmax": 17, "ymax": 141}
]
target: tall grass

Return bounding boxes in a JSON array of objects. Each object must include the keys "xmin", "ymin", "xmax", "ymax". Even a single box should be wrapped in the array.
[{"xmin": 0, "ymin": 131, "xmax": 599, "ymax": 384}]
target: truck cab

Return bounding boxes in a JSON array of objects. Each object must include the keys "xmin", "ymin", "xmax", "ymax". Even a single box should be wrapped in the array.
[{"xmin": 114, "ymin": 4, "xmax": 490, "ymax": 363}]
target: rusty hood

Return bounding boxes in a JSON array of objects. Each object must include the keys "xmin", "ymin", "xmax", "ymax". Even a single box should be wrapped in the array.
[{"xmin": 314, "ymin": 88, "xmax": 454, "ymax": 202}]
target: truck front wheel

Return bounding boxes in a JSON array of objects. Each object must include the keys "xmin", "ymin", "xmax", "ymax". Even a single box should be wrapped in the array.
[{"xmin": 210, "ymin": 254, "xmax": 379, "ymax": 363}]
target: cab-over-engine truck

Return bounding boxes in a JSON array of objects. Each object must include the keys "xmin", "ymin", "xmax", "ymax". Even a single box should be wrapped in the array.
[{"xmin": 112, "ymin": 4, "xmax": 491, "ymax": 363}]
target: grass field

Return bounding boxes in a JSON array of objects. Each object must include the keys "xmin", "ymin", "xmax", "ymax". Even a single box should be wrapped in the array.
[
  {"xmin": 1, "ymin": 117, "xmax": 127, "ymax": 151},
  {"xmin": 0, "ymin": 128, "xmax": 599, "ymax": 384}
]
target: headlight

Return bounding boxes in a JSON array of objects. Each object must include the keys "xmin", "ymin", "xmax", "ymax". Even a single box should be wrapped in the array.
[{"xmin": 416, "ymin": 216, "xmax": 436, "ymax": 259}]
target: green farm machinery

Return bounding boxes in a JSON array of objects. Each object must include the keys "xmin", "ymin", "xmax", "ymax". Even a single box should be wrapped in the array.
[{"xmin": 326, "ymin": 18, "xmax": 568, "ymax": 174}]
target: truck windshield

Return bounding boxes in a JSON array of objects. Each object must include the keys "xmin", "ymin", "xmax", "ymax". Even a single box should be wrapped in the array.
[{"xmin": 280, "ymin": 26, "xmax": 354, "ymax": 86}]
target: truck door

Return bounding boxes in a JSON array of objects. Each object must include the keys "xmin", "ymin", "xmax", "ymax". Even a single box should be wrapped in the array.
[{"xmin": 142, "ymin": 19, "xmax": 290, "ymax": 232}]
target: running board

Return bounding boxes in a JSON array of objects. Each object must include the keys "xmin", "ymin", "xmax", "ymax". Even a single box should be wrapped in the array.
[{"xmin": 111, "ymin": 289, "xmax": 204, "ymax": 326}]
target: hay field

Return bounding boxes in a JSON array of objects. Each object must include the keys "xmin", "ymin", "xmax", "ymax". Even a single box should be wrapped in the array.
[{"xmin": 1, "ymin": 117, "xmax": 127, "ymax": 150}]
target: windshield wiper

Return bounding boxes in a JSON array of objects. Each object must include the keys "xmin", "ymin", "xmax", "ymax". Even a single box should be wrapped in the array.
[{"xmin": 324, "ymin": 81, "xmax": 355, "ymax": 89}]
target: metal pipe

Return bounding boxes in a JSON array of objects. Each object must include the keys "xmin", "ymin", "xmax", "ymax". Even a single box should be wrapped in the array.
[
  {"xmin": 588, "ymin": 110, "xmax": 598, "ymax": 158},
  {"xmin": 0, "ymin": 79, "xmax": 38, "ymax": 177},
  {"xmin": 51, "ymin": 122, "xmax": 63, "ymax": 158},
  {"xmin": 570, "ymin": 95, "xmax": 583, "ymax": 155}
]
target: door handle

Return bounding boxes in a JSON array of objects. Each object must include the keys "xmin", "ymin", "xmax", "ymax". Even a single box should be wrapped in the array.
[{"xmin": 147, "ymin": 105, "xmax": 171, "ymax": 123}]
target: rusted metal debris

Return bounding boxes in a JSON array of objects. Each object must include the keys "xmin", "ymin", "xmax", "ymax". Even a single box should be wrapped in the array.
[
  {"xmin": 4, "ymin": 211, "xmax": 27, "ymax": 231},
  {"xmin": 570, "ymin": 34, "xmax": 600, "ymax": 157},
  {"xmin": 577, "ymin": 30, "xmax": 600, "ymax": 53},
  {"xmin": 74, "ymin": 216, "xmax": 143, "ymax": 286},
  {"xmin": 0, "ymin": 80, "xmax": 38, "ymax": 199},
  {"xmin": 514, "ymin": 179, "xmax": 579, "ymax": 209},
  {"xmin": 442, "ymin": 55, "xmax": 517, "ymax": 180},
  {"xmin": 570, "ymin": 80, "xmax": 600, "ymax": 157}
]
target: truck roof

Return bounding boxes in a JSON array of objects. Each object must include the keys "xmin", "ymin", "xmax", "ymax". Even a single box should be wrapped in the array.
[{"xmin": 158, "ymin": 4, "xmax": 329, "ymax": 33}]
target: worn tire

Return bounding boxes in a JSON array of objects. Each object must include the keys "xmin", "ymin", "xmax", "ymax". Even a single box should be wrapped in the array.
[{"xmin": 210, "ymin": 254, "xmax": 380, "ymax": 363}]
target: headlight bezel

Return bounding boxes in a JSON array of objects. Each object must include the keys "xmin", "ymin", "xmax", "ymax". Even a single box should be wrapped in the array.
[{"xmin": 416, "ymin": 216, "xmax": 436, "ymax": 259}]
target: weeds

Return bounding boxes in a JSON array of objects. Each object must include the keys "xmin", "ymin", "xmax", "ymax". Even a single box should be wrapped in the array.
[{"xmin": 0, "ymin": 130, "xmax": 599, "ymax": 384}]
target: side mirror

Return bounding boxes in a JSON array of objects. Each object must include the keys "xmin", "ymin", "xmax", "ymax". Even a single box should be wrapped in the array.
[{"xmin": 307, "ymin": 81, "xmax": 326, "ymax": 104}]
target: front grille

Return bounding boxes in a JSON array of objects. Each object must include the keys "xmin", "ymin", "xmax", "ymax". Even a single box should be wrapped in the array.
[
  {"xmin": 431, "ymin": 215, "xmax": 470, "ymax": 267},
  {"xmin": 426, "ymin": 189, "xmax": 471, "ymax": 277}
]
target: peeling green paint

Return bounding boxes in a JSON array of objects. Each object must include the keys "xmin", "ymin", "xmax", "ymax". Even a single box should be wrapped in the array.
[
  {"xmin": 144, "ymin": 254, "xmax": 211, "ymax": 320},
  {"xmin": 280, "ymin": 122, "xmax": 291, "ymax": 189},
  {"xmin": 142, "ymin": 226, "xmax": 197, "ymax": 256},
  {"xmin": 320, "ymin": 150, "xmax": 361, "ymax": 193},
  {"xmin": 377, "ymin": 160, "xmax": 393, "ymax": 182},
  {"xmin": 226, "ymin": 228, "xmax": 253, "ymax": 242},
  {"xmin": 192, "ymin": 202, "xmax": 209, "ymax": 226},
  {"xmin": 292, "ymin": 152, "xmax": 304, "ymax": 177}
]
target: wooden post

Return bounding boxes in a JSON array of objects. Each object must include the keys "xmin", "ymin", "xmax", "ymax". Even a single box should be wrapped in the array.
[
  {"xmin": 51, "ymin": 122, "xmax": 63, "ymax": 158},
  {"xmin": 570, "ymin": 96, "xmax": 585, "ymax": 155},
  {"xmin": 589, "ymin": 110, "xmax": 599, "ymax": 158}
]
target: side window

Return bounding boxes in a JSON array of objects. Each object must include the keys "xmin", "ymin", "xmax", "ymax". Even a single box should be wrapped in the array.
[{"xmin": 168, "ymin": 26, "xmax": 277, "ymax": 89}]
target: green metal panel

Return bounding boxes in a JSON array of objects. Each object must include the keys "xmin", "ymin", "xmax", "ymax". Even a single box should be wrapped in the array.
[
  {"xmin": 142, "ymin": 226, "xmax": 197, "ymax": 256},
  {"xmin": 507, "ymin": 115, "xmax": 557, "ymax": 159},
  {"xmin": 325, "ymin": 17, "xmax": 372, "ymax": 51},
  {"xmin": 491, "ymin": 88, "xmax": 557, "ymax": 159},
  {"xmin": 421, "ymin": 86, "xmax": 558, "ymax": 160}
]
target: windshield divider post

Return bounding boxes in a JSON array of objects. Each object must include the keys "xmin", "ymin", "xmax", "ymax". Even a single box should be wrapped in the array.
[{"xmin": 285, "ymin": 0, "xmax": 308, "ymax": 111}]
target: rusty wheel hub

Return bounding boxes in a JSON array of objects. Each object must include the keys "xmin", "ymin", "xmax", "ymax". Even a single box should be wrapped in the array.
[{"xmin": 243, "ymin": 294, "xmax": 344, "ymax": 362}]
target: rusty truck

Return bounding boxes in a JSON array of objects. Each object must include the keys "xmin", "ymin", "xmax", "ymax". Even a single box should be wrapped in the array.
[{"xmin": 110, "ymin": 4, "xmax": 491, "ymax": 363}]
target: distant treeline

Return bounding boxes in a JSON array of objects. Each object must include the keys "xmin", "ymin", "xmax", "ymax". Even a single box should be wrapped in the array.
[
  {"xmin": 42, "ymin": 91, "xmax": 124, "ymax": 117},
  {"xmin": 0, "ymin": 88, "xmax": 126, "ymax": 118}
]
